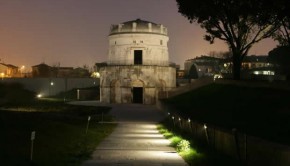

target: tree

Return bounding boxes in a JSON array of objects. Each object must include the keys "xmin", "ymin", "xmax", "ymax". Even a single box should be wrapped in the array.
[
  {"xmin": 176, "ymin": 0, "xmax": 280, "ymax": 80},
  {"xmin": 188, "ymin": 64, "xmax": 198, "ymax": 79},
  {"xmin": 272, "ymin": 0, "xmax": 290, "ymax": 46},
  {"xmin": 268, "ymin": 46, "xmax": 290, "ymax": 79},
  {"xmin": 273, "ymin": 18, "xmax": 290, "ymax": 47}
]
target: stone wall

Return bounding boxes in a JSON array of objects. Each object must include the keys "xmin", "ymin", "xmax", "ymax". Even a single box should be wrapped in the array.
[
  {"xmin": 100, "ymin": 65, "xmax": 176, "ymax": 104},
  {"xmin": 0, "ymin": 78, "xmax": 99, "ymax": 97},
  {"xmin": 108, "ymin": 33, "xmax": 169, "ymax": 66}
]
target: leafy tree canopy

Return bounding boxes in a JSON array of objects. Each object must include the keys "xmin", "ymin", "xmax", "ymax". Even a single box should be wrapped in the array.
[
  {"xmin": 268, "ymin": 46, "xmax": 290, "ymax": 78},
  {"xmin": 273, "ymin": 18, "xmax": 290, "ymax": 47},
  {"xmin": 176, "ymin": 0, "xmax": 282, "ymax": 79}
]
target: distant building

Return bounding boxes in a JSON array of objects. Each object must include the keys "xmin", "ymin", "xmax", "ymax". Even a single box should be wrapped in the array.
[
  {"xmin": 56, "ymin": 67, "xmax": 74, "ymax": 77},
  {"xmin": 32, "ymin": 63, "xmax": 51, "ymax": 77},
  {"xmin": 70, "ymin": 67, "xmax": 90, "ymax": 78},
  {"xmin": 100, "ymin": 19, "xmax": 176, "ymax": 104},
  {"xmin": 222, "ymin": 55, "xmax": 275, "ymax": 76},
  {"xmin": 176, "ymin": 69, "xmax": 185, "ymax": 79},
  {"xmin": 31, "ymin": 63, "xmax": 90, "ymax": 78},
  {"xmin": 184, "ymin": 56, "xmax": 221, "ymax": 78},
  {"xmin": 0, "ymin": 63, "xmax": 19, "ymax": 78},
  {"xmin": 184, "ymin": 55, "xmax": 275, "ymax": 79}
]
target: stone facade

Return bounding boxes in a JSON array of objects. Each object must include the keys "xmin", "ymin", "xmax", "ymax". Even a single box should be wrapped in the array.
[{"xmin": 100, "ymin": 19, "xmax": 176, "ymax": 104}]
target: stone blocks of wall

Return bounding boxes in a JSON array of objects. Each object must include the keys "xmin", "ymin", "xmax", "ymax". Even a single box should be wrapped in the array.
[{"xmin": 100, "ymin": 65, "xmax": 176, "ymax": 104}]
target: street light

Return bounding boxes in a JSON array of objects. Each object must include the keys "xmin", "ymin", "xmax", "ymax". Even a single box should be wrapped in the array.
[
  {"xmin": 1, "ymin": 72, "xmax": 4, "ymax": 80},
  {"xmin": 49, "ymin": 81, "xmax": 54, "ymax": 96},
  {"xmin": 20, "ymin": 65, "xmax": 25, "ymax": 77}
]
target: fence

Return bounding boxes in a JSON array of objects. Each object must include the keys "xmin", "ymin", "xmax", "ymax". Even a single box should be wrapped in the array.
[{"xmin": 157, "ymin": 101, "xmax": 290, "ymax": 166}]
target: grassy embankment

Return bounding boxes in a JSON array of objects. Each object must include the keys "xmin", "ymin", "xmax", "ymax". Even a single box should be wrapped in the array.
[
  {"xmin": 0, "ymin": 83, "xmax": 116, "ymax": 166},
  {"xmin": 163, "ymin": 82, "xmax": 290, "ymax": 145},
  {"xmin": 157, "ymin": 82, "xmax": 290, "ymax": 165},
  {"xmin": 157, "ymin": 123, "xmax": 242, "ymax": 166}
]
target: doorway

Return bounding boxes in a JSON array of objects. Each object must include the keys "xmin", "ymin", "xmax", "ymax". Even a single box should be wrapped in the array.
[{"xmin": 133, "ymin": 87, "xmax": 143, "ymax": 103}]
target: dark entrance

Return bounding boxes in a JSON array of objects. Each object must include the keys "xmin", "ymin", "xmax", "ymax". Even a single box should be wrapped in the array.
[
  {"xmin": 134, "ymin": 50, "xmax": 142, "ymax": 65},
  {"xmin": 133, "ymin": 87, "xmax": 143, "ymax": 103}
]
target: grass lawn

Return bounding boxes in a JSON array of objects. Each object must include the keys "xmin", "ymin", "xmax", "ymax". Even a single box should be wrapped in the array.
[
  {"xmin": 163, "ymin": 83, "xmax": 290, "ymax": 145},
  {"xmin": 0, "ymin": 99, "xmax": 116, "ymax": 166}
]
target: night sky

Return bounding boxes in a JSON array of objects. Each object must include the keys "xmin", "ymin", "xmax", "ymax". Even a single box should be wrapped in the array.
[{"xmin": 0, "ymin": 0, "xmax": 278, "ymax": 70}]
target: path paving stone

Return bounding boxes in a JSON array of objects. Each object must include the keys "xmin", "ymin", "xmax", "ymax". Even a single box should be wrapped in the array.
[{"xmin": 70, "ymin": 102, "xmax": 188, "ymax": 166}]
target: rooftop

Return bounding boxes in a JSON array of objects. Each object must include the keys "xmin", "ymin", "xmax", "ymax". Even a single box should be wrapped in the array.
[{"xmin": 109, "ymin": 19, "xmax": 168, "ymax": 36}]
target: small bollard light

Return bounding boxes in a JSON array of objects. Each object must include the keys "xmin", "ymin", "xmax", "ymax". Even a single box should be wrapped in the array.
[
  {"xmin": 30, "ymin": 131, "xmax": 36, "ymax": 161},
  {"xmin": 86, "ymin": 116, "xmax": 91, "ymax": 134},
  {"xmin": 204, "ymin": 124, "xmax": 210, "ymax": 145},
  {"xmin": 178, "ymin": 118, "xmax": 181, "ymax": 121},
  {"xmin": 167, "ymin": 112, "xmax": 170, "ymax": 116},
  {"xmin": 188, "ymin": 118, "xmax": 191, "ymax": 123},
  {"xmin": 172, "ymin": 116, "xmax": 175, "ymax": 120}
]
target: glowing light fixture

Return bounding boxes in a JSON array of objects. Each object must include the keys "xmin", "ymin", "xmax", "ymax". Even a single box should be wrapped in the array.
[{"xmin": 203, "ymin": 124, "xmax": 207, "ymax": 129}]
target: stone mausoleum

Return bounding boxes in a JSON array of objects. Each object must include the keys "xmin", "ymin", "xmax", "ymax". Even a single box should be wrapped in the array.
[{"xmin": 100, "ymin": 19, "xmax": 176, "ymax": 104}]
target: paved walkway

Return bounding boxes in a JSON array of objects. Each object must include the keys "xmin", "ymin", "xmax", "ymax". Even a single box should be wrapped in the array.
[{"xmin": 69, "ymin": 101, "xmax": 188, "ymax": 166}]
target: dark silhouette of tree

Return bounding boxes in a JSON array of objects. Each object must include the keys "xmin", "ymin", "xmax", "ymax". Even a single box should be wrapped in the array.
[
  {"xmin": 273, "ymin": 18, "xmax": 290, "ymax": 47},
  {"xmin": 268, "ymin": 46, "xmax": 290, "ymax": 79},
  {"xmin": 188, "ymin": 64, "xmax": 198, "ymax": 79},
  {"xmin": 176, "ymin": 0, "xmax": 280, "ymax": 80},
  {"xmin": 272, "ymin": 0, "xmax": 290, "ymax": 47}
]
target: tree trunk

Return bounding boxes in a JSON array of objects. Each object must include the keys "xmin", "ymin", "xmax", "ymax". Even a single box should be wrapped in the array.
[{"xmin": 232, "ymin": 54, "xmax": 242, "ymax": 80}]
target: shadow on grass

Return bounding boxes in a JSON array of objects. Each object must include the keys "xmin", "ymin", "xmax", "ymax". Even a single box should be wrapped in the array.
[{"xmin": 0, "ymin": 99, "xmax": 116, "ymax": 166}]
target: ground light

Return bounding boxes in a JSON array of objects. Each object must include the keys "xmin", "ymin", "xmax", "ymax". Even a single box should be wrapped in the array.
[{"xmin": 204, "ymin": 124, "xmax": 207, "ymax": 129}]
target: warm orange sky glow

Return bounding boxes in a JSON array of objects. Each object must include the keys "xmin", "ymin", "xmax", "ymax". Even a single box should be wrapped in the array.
[{"xmin": 0, "ymin": 0, "xmax": 278, "ymax": 69}]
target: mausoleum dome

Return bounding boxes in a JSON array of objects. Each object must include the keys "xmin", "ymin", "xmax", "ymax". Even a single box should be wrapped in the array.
[{"xmin": 109, "ymin": 19, "xmax": 167, "ymax": 35}]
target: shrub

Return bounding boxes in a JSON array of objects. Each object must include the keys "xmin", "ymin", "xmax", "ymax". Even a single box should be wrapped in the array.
[{"xmin": 177, "ymin": 139, "xmax": 190, "ymax": 152}]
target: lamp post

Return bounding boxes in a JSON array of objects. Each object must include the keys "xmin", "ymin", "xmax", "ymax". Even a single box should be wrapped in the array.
[
  {"xmin": 20, "ymin": 65, "xmax": 25, "ymax": 77},
  {"xmin": 49, "ymin": 81, "xmax": 54, "ymax": 96},
  {"xmin": 77, "ymin": 89, "xmax": 80, "ymax": 100},
  {"xmin": 1, "ymin": 73, "xmax": 4, "ymax": 80}
]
